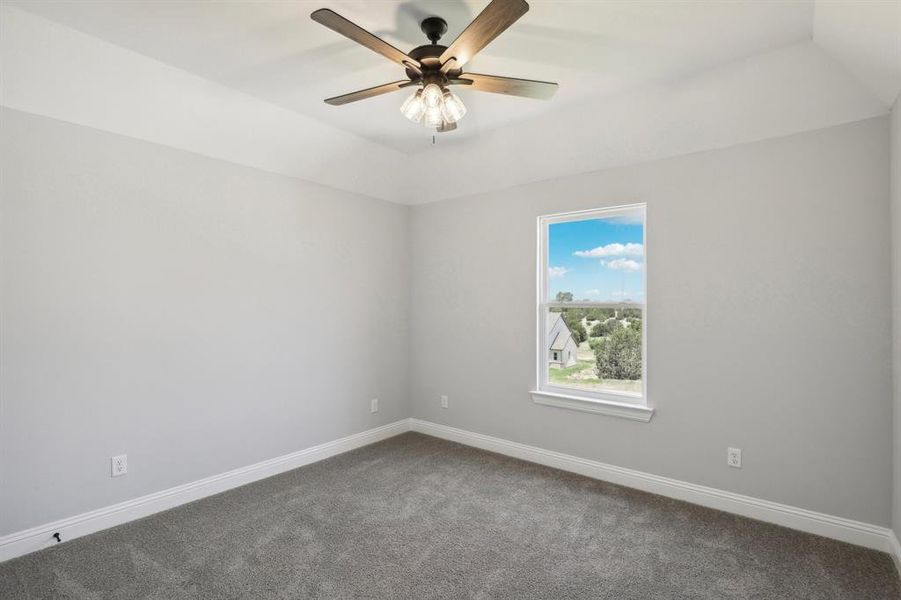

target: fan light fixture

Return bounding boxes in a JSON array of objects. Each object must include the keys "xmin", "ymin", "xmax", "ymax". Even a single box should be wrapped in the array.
[
  {"xmin": 422, "ymin": 83, "xmax": 443, "ymax": 108},
  {"xmin": 441, "ymin": 90, "xmax": 467, "ymax": 122},
  {"xmin": 400, "ymin": 84, "xmax": 467, "ymax": 130},
  {"xmin": 399, "ymin": 90, "xmax": 425, "ymax": 122},
  {"xmin": 312, "ymin": 1, "xmax": 559, "ymax": 135}
]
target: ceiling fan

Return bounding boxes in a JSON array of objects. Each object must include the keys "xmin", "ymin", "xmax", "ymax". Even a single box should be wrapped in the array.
[{"xmin": 311, "ymin": 0, "xmax": 558, "ymax": 133}]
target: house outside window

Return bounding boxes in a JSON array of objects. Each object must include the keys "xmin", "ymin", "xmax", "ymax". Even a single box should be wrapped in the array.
[{"xmin": 533, "ymin": 204, "xmax": 651, "ymax": 421}]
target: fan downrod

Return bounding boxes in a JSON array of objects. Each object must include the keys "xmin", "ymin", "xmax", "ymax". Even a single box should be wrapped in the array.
[{"xmin": 420, "ymin": 17, "xmax": 448, "ymax": 44}]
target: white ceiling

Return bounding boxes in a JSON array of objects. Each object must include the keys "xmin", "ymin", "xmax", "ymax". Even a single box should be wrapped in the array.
[
  {"xmin": 814, "ymin": 0, "xmax": 901, "ymax": 106},
  {"xmin": 2, "ymin": 1, "xmax": 899, "ymax": 204},
  {"xmin": 8, "ymin": 0, "xmax": 815, "ymax": 154}
]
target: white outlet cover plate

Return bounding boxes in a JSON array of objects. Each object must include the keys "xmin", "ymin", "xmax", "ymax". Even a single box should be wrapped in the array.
[
  {"xmin": 111, "ymin": 454, "xmax": 128, "ymax": 477},
  {"xmin": 727, "ymin": 447, "xmax": 742, "ymax": 468},
  {"xmin": 370, "ymin": 398, "xmax": 379, "ymax": 413},
  {"xmin": 440, "ymin": 395, "xmax": 449, "ymax": 409}
]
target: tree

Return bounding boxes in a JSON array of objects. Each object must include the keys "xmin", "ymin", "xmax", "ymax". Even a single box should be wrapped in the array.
[
  {"xmin": 561, "ymin": 311, "xmax": 586, "ymax": 344},
  {"xmin": 586, "ymin": 307, "xmax": 615, "ymax": 322},
  {"xmin": 627, "ymin": 318, "xmax": 642, "ymax": 334},
  {"xmin": 590, "ymin": 319, "xmax": 622, "ymax": 338},
  {"xmin": 594, "ymin": 326, "xmax": 642, "ymax": 380},
  {"xmin": 569, "ymin": 325, "xmax": 585, "ymax": 346},
  {"xmin": 571, "ymin": 322, "xmax": 587, "ymax": 344},
  {"xmin": 621, "ymin": 308, "xmax": 642, "ymax": 320},
  {"xmin": 555, "ymin": 291, "xmax": 573, "ymax": 302}
]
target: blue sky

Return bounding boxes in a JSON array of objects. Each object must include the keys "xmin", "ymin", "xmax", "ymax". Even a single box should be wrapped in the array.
[{"xmin": 548, "ymin": 214, "xmax": 644, "ymax": 303}]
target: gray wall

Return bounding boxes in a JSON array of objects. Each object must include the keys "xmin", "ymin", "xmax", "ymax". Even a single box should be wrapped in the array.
[
  {"xmin": 2, "ymin": 107, "xmax": 894, "ymax": 537},
  {"xmin": 0, "ymin": 108, "xmax": 410, "ymax": 535},
  {"xmin": 409, "ymin": 117, "xmax": 893, "ymax": 526},
  {"xmin": 892, "ymin": 96, "xmax": 901, "ymax": 539}
]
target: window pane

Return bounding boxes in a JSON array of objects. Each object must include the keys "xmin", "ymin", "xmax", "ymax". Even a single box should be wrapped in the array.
[
  {"xmin": 547, "ymin": 209, "xmax": 645, "ymax": 304},
  {"xmin": 546, "ymin": 307, "xmax": 643, "ymax": 396}
]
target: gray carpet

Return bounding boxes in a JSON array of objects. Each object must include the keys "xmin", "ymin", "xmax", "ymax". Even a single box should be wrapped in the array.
[{"xmin": 0, "ymin": 432, "xmax": 897, "ymax": 599}]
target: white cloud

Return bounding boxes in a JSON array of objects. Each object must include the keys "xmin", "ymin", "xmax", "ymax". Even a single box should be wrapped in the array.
[
  {"xmin": 573, "ymin": 243, "xmax": 643, "ymax": 258},
  {"xmin": 584, "ymin": 289, "xmax": 601, "ymax": 296},
  {"xmin": 606, "ymin": 213, "xmax": 644, "ymax": 226},
  {"xmin": 548, "ymin": 266, "xmax": 571, "ymax": 278},
  {"xmin": 603, "ymin": 258, "xmax": 642, "ymax": 272}
]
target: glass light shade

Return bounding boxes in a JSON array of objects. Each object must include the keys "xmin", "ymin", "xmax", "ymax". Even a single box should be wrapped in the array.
[
  {"xmin": 399, "ymin": 90, "xmax": 425, "ymax": 123},
  {"xmin": 440, "ymin": 91, "xmax": 466, "ymax": 123},
  {"xmin": 423, "ymin": 104, "xmax": 443, "ymax": 128},
  {"xmin": 421, "ymin": 83, "xmax": 443, "ymax": 108}
]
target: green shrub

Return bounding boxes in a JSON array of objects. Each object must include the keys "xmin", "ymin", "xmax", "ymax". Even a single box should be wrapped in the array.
[
  {"xmin": 572, "ymin": 323, "xmax": 587, "ymax": 344},
  {"xmin": 594, "ymin": 326, "xmax": 642, "ymax": 380},
  {"xmin": 590, "ymin": 319, "xmax": 622, "ymax": 338},
  {"xmin": 621, "ymin": 308, "xmax": 642, "ymax": 320},
  {"xmin": 562, "ymin": 312, "xmax": 587, "ymax": 344},
  {"xmin": 587, "ymin": 307, "xmax": 615, "ymax": 322}
]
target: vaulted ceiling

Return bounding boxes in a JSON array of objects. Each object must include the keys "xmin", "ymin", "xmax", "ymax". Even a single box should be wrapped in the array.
[{"xmin": 2, "ymin": 1, "xmax": 899, "ymax": 204}]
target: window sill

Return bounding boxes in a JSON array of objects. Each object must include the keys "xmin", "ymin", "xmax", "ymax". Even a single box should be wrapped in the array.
[{"xmin": 530, "ymin": 390, "xmax": 654, "ymax": 422}]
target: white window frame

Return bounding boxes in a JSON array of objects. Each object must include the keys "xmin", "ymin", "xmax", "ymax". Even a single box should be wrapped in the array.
[{"xmin": 531, "ymin": 204, "xmax": 653, "ymax": 422}]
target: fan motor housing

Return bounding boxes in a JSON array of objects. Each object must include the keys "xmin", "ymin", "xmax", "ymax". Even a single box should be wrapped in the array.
[
  {"xmin": 406, "ymin": 17, "xmax": 462, "ymax": 80},
  {"xmin": 406, "ymin": 44, "xmax": 462, "ymax": 80},
  {"xmin": 408, "ymin": 44, "xmax": 446, "ymax": 62}
]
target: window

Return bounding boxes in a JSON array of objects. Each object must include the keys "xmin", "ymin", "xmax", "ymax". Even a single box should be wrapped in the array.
[{"xmin": 533, "ymin": 204, "xmax": 652, "ymax": 421}]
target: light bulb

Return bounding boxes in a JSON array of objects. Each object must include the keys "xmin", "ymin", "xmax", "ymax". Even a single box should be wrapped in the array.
[
  {"xmin": 399, "ymin": 90, "xmax": 425, "ymax": 123},
  {"xmin": 423, "ymin": 104, "xmax": 443, "ymax": 128},
  {"xmin": 421, "ymin": 83, "xmax": 443, "ymax": 108},
  {"xmin": 441, "ymin": 91, "xmax": 466, "ymax": 123}
]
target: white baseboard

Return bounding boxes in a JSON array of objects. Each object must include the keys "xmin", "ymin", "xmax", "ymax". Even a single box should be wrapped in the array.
[
  {"xmin": 3, "ymin": 417, "xmax": 898, "ymax": 576},
  {"xmin": 889, "ymin": 530, "xmax": 901, "ymax": 579},
  {"xmin": 409, "ymin": 419, "xmax": 898, "ymax": 558},
  {"xmin": 0, "ymin": 419, "xmax": 412, "ymax": 563}
]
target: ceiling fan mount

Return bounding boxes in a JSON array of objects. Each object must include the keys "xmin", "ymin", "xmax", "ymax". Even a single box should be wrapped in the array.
[
  {"xmin": 420, "ymin": 16, "xmax": 448, "ymax": 44},
  {"xmin": 311, "ymin": 0, "xmax": 558, "ymax": 133}
]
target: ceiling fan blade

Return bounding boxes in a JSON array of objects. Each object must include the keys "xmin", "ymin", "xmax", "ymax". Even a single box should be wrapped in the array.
[
  {"xmin": 439, "ymin": 0, "xmax": 529, "ymax": 73},
  {"xmin": 324, "ymin": 80, "xmax": 416, "ymax": 106},
  {"xmin": 452, "ymin": 73, "xmax": 558, "ymax": 100},
  {"xmin": 311, "ymin": 9, "xmax": 422, "ymax": 72}
]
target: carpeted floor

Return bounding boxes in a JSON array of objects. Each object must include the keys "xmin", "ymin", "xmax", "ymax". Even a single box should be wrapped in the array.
[{"xmin": 0, "ymin": 432, "xmax": 898, "ymax": 599}]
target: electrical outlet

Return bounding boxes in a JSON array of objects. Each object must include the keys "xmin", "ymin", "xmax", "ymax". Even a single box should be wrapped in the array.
[
  {"xmin": 727, "ymin": 447, "xmax": 742, "ymax": 469},
  {"xmin": 111, "ymin": 454, "xmax": 128, "ymax": 477},
  {"xmin": 370, "ymin": 398, "xmax": 379, "ymax": 413},
  {"xmin": 440, "ymin": 395, "xmax": 449, "ymax": 409}
]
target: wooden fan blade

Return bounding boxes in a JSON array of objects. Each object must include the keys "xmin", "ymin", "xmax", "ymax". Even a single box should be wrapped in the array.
[
  {"xmin": 311, "ymin": 9, "xmax": 422, "ymax": 71},
  {"xmin": 439, "ymin": 0, "xmax": 529, "ymax": 73},
  {"xmin": 325, "ymin": 80, "xmax": 416, "ymax": 106},
  {"xmin": 452, "ymin": 73, "xmax": 558, "ymax": 99}
]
